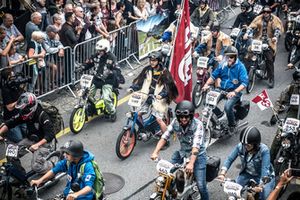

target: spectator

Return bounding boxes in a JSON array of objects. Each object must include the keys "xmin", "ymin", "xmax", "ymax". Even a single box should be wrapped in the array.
[
  {"xmin": 59, "ymin": 12, "xmax": 81, "ymax": 48},
  {"xmin": 145, "ymin": 0, "xmax": 158, "ymax": 16},
  {"xmin": 1, "ymin": 13, "xmax": 24, "ymax": 49},
  {"xmin": 25, "ymin": 12, "xmax": 42, "ymax": 45},
  {"xmin": 123, "ymin": 0, "xmax": 139, "ymax": 24},
  {"xmin": 60, "ymin": 3, "xmax": 74, "ymax": 24},
  {"xmin": 8, "ymin": 44, "xmax": 26, "ymax": 73},
  {"xmin": 90, "ymin": 4, "xmax": 109, "ymax": 38},
  {"xmin": 100, "ymin": 0, "xmax": 110, "ymax": 27},
  {"xmin": 111, "ymin": 0, "xmax": 118, "ymax": 15},
  {"xmin": 34, "ymin": 0, "xmax": 49, "ymax": 31},
  {"xmin": 0, "ymin": 27, "xmax": 15, "ymax": 68},
  {"xmin": 134, "ymin": 0, "xmax": 149, "ymax": 20},
  {"xmin": 115, "ymin": 2, "xmax": 126, "ymax": 29},
  {"xmin": 74, "ymin": 6, "xmax": 92, "ymax": 42},
  {"xmin": 43, "ymin": 25, "xmax": 64, "ymax": 88},
  {"xmin": 52, "ymin": 13, "xmax": 63, "ymax": 31},
  {"xmin": 27, "ymin": 31, "xmax": 46, "ymax": 94}
]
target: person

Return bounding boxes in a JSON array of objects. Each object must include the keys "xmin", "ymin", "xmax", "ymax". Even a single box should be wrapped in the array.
[
  {"xmin": 74, "ymin": 6, "xmax": 92, "ymax": 42},
  {"xmin": 128, "ymin": 51, "xmax": 178, "ymax": 134},
  {"xmin": 0, "ymin": 92, "xmax": 55, "ymax": 174},
  {"xmin": 89, "ymin": 4, "xmax": 110, "ymax": 38},
  {"xmin": 59, "ymin": 12, "xmax": 82, "ymax": 48},
  {"xmin": 233, "ymin": 1, "xmax": 256, "ymax": 28},
  {"xmin": 134, "ymin": 0, "xmax": 149, "ymax": 21},
  {"xmin": 81, "ymin": 39, "xmax": 120, "ymax": 116},
  {"xmin": 8, "ymin": 44, "xmax": 26, "ymax": 73},
  {"xmin": 0, "ymin": 26, "xmax": 15, "ymax": 68},
  {"xmin": 190, "ymin": 0, "xmax": 215, "ymax": 29},
  {"xmin": 30, "ymin": 140, "xmax": 98, "ymax": 200},
  {"xmin": 203, "ymin": 46, "xmax": 249, "ymax": 133},
  {"xmin": 217, "ymin": 126, "xmax": 275, "ymax": 200},
  {"xmin": 151, "ymin": 100, "xmax": 209, "ymax": 200},
  {"xmin": 25, "ymin": 12, "xmax": 42, "ymax": 45},
  {"xmin": 244, "ymin": 5, "xmax": 283, "ymax": 88},
  {"xmin": 267, "ymin": 169, "xmax": 298, "ymax": 200}
]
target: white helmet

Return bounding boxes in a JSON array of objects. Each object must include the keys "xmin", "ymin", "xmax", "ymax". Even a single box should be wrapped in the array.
[{"xmin": 95, "ymin": 39, "xmax": 110, "ymax": 52}]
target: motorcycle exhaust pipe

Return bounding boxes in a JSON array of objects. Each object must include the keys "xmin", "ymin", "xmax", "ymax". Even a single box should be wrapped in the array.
[{"xmin": 38, "ymin": 172, "xmax": 67, "ymax": 191}]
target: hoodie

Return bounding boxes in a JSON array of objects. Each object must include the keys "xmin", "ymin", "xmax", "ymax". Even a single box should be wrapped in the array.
[{"xmin": 52, "ymin": 151, "xmax": 96, "ymax": 200}]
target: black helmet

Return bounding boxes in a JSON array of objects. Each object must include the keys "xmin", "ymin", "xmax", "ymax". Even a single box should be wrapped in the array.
[
  {"xmin": 15, "ymin": 92, "xmax": 38, "ymax": 120},
  {"xmin": 224, "ymin": 46, "xmax": 238, "ymax": 57},
  {"xmin": 175, "ymin": 100, "xmax": 195, "ymax": 121},
  {"xmin": 149, "ymin": 51, "xmax": 162, "ymax": 62},
  {"xmin": 61, "ymin": 140, "xmax": 84, "ymax": 158},
  {"xmin": 241, "ymin": 1, "xmax": 250, "ymax": 10},
  {"xmin": 240, "ymin": 126, "xmax": 261, "ymax": 145},
  {"xmin": 262, "ymin": 5, "xmax": 272, "ymax": 13},
  {"xmin": 211, "ymin": 24, "xmax": 220, "ymax": 32},
  {"xmin": 200, "ymin": 0, "xmax": 208, "ymax": 4},
  {"xmin": 293, "ymin": 71, "xmax": 300, "ymax": 82}
]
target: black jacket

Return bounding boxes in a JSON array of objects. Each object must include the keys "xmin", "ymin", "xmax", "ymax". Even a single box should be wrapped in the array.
[
  {"xmin": 233, "ymin": 11, "xmax": 256, "ymax": 28},
  {"xmin": 59, "ymin": 22, "xmax": 79, "ymax": 48}
]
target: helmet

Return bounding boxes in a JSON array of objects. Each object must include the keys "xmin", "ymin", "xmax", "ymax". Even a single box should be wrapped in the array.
[
  {"xmin": 175, "ymin": 100, "xmax": 195, "ymax": 121},
  {"xmin": 61, "ymin": 140, "xmax": 84, "ymax": 158},
  {"xmin": 200, "ymin": 0, "xmax": 208, "ymax": 4},
  {"xmin": 262, "ymin": 5, "xmax": 272, "ymax": 13},
  {"xmin": 95, "ymin": 39, "xmax": 110, "ymax": 52},
  {"xmin": 224, "ymin": 46, "xmax": 238, "ymax": 56},
  {"xmin": 293, "ymin": 71, "xmax": 300, "ymax": 82},
  {"xmin": 211, "ymin": 24, "xmax": 220, "ymax": 32},
  {"xmin": 148, "ymin": 51, "xmax": 162, "ymax": 62},
  {"xmin": 15, "ymin": 92, "xmax": 38, "ymax": 120},
  {"xmin": 240, "ymin": 1, "xmax": 250, "ymax": 10},
  {"xmin": 240, "ymin": 126, "xmax": 261, "ymax": 145}
]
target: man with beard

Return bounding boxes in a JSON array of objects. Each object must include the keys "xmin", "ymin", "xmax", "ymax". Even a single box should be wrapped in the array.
[
  {"xmin": 244, "ymin": 6, "xmax": 283, "ymax": 88},
  {"xmin": 190, "ymin": 0, "xmax": 215, "ymax": 29},
  {"xmin": 128, "ymin": 51, "xmax": 178, "ymax": 135}
]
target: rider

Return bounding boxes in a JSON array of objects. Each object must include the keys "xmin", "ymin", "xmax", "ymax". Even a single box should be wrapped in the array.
[
  {"xmin": 0, "ymin": 92, "xmax": 55, "ymax": 174},
  {"xmin": 217, "ymin": 126, "xmax": 275, "ymax": 200},
  {"xmin": 203, "ymin": 46, "xmax": 249, "ymax": 133},
  {"xmin": 233, "ymin": 1, "xmax": 256, "ymax": 28},
  {"xmin": 190, "ymin": 0, "xmax": 215, "ymax": 29},
  {"xmin": 193, "ymin": 24, "xmax": 231, "ymax": 69},
  {"xmin": 31, "ymin": 140, "xmax": 100, "ymax": 200},
  {"xmin": 128, "ymin": 51, "xmax": 178, "ymax": 134},
  {"xmin": 244, "ymin": 5, "xmax": 283, "ymax": 88},
  {"xmin": 151, "ymin": 100, "xmax": 209, "ymax": 200},
  {"xmin": 81, "ymin": 38, "xmax": 121, "ymax": 116}
]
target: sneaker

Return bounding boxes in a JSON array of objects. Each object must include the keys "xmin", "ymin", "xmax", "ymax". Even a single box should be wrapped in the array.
[{"xmin": 268, "ymin": 78, "xmax": 274, "ymax": 88}]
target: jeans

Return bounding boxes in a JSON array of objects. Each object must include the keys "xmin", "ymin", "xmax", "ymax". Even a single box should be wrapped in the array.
[
  {"xmin": 171, "ymin": 151, "xmax": 209, "ymax": 200},
  {"xmin": 6, "ymin": 124, "xmax": 27, "ymax": 143},
  {"xmin": 213, "ymin": 93, "xmax": 242, "ymax": 127},
  {"xmin": 89, "ymin": 84, "xmax": 115, "ymax": 114},
  {"xmin": 236, "ymin": 172, "xmax": 275, "ymax": 200},
  {"xmin": 263, "ymin": 49, "xmax": 275, "ymax": 80}
]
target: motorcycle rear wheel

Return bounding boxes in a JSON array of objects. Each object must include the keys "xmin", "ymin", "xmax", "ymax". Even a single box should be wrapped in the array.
[
  {"xmin": 192, "ymin": 83, "xmax": 205, "ymax": 108},
  {"xmin": 246, "ymin": 68, "xmax": 256, "ymax": 93},
  {"xmin": 69, "ymin": 107, "xmax": 86, "ymax": 134},
  {"xmin": 115, "ymin": 129, "xmax": 136, "ymax": 160}
]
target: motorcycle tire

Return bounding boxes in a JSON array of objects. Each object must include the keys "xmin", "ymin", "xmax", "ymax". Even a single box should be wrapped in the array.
[
  {"xmin": 192, "ymin": 83, "xmax": 205, "ymax": 108},
  {"xmin": 115, "ymin": 129, "xmax": 136, "ymax": 160},
  {"xmin": 246, "ymin": 68, "xmax": 256, "ymax": 93},
  {"xmin": 284, "ymin": 33, "xmax": 293, "ymax": 52},
  {"xmin": 69, "ymin": 107, "xmax": 86, "ymax": 134}
]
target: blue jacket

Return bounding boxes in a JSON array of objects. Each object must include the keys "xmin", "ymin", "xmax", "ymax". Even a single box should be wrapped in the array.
[
  {"xmin": 222, "ymin": 143, "xmax": 274, "ymax": 183},
  {"xmin": 52, "ymin": 151, "xmax": 96, "ymax": 200},
  {"xmin": 211, "ymin": 59, "xmax": 248, "ymax": 91}
]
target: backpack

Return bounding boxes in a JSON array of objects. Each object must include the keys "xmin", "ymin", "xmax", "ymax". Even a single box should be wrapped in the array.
[
  {"xmin": 67, "ymin": 160, "xmax": 105, "ymax": 199},
  {"xmin": 39, "ymin": 101, "xmax": 64, "ymax": 135}
]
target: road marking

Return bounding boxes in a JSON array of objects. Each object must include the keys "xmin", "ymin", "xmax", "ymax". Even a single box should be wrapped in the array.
[{"xmin": 56, "ymin": 94, "xmax": 130, "ymax": 138}]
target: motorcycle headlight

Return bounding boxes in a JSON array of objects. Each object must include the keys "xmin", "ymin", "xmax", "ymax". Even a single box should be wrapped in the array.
[
  {"xmin": 281, "ymin": 138, "xmax": 291, "ymax": 149},
  {"xmin": 155, "ymin": 176, "xmax": 166, "ymax": 187},
  {"xmin": 125, "ymin": 112, "xmax": 132, "ymax": 118},
  {"xmin": 251, "ymin": 55, "xmax": 257, "ymax": 61}
]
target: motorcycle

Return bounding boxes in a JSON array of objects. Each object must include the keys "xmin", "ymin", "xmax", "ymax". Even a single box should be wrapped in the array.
[
  {"xmin": 200, "ymin": 88, "xmax": 249, "ymax": 147},
  {"xmin": 274, "ymin": 117, "xmax": 300, "ymax": 176},
  {"xmin": 285, "ymin": 12, "xmax": 300, "ymax": 51},
  {"xmin": 115, "ymin": 92, "xmax": 172, "ymax": 160},
  {"xmin": 192, "ymin": 57, "xmax": 210, "ymax": 108},
  {"xmin": 246, "ymin": 39, "xmax": 269, "ymax": 93},
  {"xmin": 161, "ymin": 42, "xmax": 172, "ymax": 69},
  {"xmin": 0, "ymin": 140, "xmax": 65, "ymax": 200},
  {"xmin": 230, "ymin": 26, "xmax": 248, "ymax": 63},
  {"xmin": 69, "ymin": 73, "xmax": 119, "ymax": 134},
  {"xmin": 288, "ymin": 30, "xmax": 300, "ymax": 65}
]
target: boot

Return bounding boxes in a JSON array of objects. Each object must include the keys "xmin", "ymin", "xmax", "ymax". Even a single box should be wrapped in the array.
[{"xmin": 268, "ymin": 77, "xmax": 274, "ymax": 88}]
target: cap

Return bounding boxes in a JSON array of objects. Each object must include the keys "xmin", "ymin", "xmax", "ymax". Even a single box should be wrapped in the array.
[{"xmin": 46, "ymin": 25, "xmax": 59, "ymax": 33}]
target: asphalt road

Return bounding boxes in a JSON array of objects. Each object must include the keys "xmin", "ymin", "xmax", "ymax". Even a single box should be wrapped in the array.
[{"xmin": 22, "ymin": 11, "xmax": 300, "ymax": 200}]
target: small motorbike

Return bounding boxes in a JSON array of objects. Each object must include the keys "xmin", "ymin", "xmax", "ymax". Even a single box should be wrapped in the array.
[
  {"xmin": 192, "ymin": 57, "xmax": 210, "ymax": 108},
  {"xmin": 246, "ymin": 39, "xmax": 269, "ymax": 93},
  {"xmin": 149, "ymin": 158, "xmax": 200, "ymax": 200},
  {"xmin": 288, "ymin": 30, "xmax": 300, "ymax": 65},
  {"xmin": 0, "ymin": 140, "xmax": 65, "ymax": 200},
  {"xmin": 285, "ymin": 12, "xmax": 300, "ymax": 51},
  {"xmin": 115, "ymin": 92, "xmax": 172, "ymax": 160},
  {"xmin": 69, "ymin": 73, "xmax": 119, "ymax": 134},
  {"xmin": 200, "ymin": 88, "xmax": 249, "ymax": 147}
]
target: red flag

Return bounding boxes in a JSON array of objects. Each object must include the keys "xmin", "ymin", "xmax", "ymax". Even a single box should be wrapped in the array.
[
  {"xmin": 251, "ymin": 89, "xmax": 274, "ymax": 111},
  {"xmin": 169, "ymin": 0, "xmax": 192, "ymax": 102}
]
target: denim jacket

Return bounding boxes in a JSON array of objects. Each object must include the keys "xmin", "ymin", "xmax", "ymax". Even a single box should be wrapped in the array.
[
  {"xmin": 222, "ymin": 143, "xmax": 274, "ymax": 183},
  {"xmin": 162, "ymin": 118, "xmax": 206, "ymax": 158}
]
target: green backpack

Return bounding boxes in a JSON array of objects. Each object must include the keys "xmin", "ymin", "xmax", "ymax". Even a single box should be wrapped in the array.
[{"xmin": 67, "ymin": 160, "xmax": 105, "ymax": 199}]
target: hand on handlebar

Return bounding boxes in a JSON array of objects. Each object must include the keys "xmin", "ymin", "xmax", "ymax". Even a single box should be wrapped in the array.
[
  {"xmin": 216, "ymin": 174, "xmax": 226, "ymax": 182},
  {"xmin": 243, "ymin": 33, "xmax": 248, "ymax": 40},
  {"xmin": 251, "ymin": 186, "xmax": 263, "ymax": 193},
  {"xmin": 127, "ymin": 88, "xmax": 134, "ymax": 94},
  {"xmin": 150, "ymin": 152, "xmax": 159, "ymax": 161},
  {"xmin": 202, "ymin": 84, "xmax": 210, "ymax": 92},
  {"xmin": 29, "ymin": 143, "xmax": 40, "ymax": 152},
  {"xmin": 30, "ymin": 179, "xmax": 43, "ymax": 187},
  {"xmin": 226, "ymin": 91, "xmax": 236, "ymax": 99},
  {"xmin": 155, "ymin": 95, "xmax": 162, "ymax": 100},
  {"xmin": 185, "ymin": 162, "xmax": 194, "ymax": 175},
  {"xmin": 272, "ymin": 37, "xmax": 278, "ymax": 43}
]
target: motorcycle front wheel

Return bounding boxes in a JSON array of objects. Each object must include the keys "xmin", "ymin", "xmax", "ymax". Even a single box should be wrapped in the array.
[
  {"xmin": 69, "ymin": 107, "xmax": 86, "ymax": 134},
  {"xmin": 115, "ymin": 129, "xmax": 136, "ymax": 160},
  {"xmin": 192, "ymin": 83, "xmax": 205, "ymax": 108},
  {"xmin": 246, "ymin": 68, "xmax": 256, "ymax": 93}
]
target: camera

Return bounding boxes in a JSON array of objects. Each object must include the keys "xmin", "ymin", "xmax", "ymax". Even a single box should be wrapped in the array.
[{"xmin": 5, "ymin": 73, "xmax": 32, "ymax": 89}]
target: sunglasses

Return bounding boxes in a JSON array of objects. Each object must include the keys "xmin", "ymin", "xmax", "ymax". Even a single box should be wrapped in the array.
[
  {"xmin": 227, "ymin": 55, "xmax": 236, "ymax": 59},
  {"xmin": 263, "ymin": 11, "xmax": 271, "ymax": 14},
  {"xmin": 178, "ymin": 115, "xmax": 190, "ymax": 119},
  {"xmin": 175, "ymin": 110, "xmax": 190, "ymax": 116}
]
